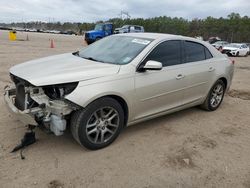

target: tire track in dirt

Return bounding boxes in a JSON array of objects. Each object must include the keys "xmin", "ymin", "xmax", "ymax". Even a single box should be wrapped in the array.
[
  {"xmin": 162, "ymin": 134, "xmax": 218, "ymax": 170},
  {"xmin": 219, "ymin": 126, "xmax": 239, "ymax": 137},
  {"xmin": 163, "ymin": 147, "xmax": 197, "ymax": 169},
  {"xmin": 237, "ymin": 66, "xmax": 250, "ymax": 71},
  {"xmin": 48, "ymin": 180, "xmax": 64, "ymax": 188},
  {"xmin": 228, "ymin": 89, "xmax": 250, "ymax": 100}
]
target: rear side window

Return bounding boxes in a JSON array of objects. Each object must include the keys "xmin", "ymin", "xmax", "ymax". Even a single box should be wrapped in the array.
[
  {"xmin": 205, "ymin": 47, "xmax": 213, "ymax": 59},
  {"xmin": 134, "ymin": 26, "xmax": 141, "ymax": 30},
  {"xmin": 185, "ymin": 41, "xmax": 206, "ymax": 62},
  {"xmin": 144, "ymin": 40, "xmax": 182, "ymax": 67}
]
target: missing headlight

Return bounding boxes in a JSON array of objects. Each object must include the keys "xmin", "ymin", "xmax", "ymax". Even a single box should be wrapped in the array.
[{"xmin": 43, "ymin": 82, "xmax": 78, "ymax": 99}]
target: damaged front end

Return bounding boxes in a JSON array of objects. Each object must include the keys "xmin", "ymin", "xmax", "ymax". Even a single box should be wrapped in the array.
[{"xmin": 4, "ymin": 75, "xmax": 79, "ymax": 136}]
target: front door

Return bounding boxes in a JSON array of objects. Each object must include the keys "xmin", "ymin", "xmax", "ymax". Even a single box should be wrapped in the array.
[{"xmin": 134, "ymin": 40, "xmax": 186, "ymax": 120}]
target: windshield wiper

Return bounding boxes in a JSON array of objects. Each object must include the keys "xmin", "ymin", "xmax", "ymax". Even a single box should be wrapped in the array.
[
  {"xmin": 83, "ymin": 56, "xmax": 104, "ymax": 63},
  {"xmin": 72, "ymin": 51, "xmax": 79, "ymax": 56}
]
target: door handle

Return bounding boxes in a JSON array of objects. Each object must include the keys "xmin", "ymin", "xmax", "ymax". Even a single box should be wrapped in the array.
[
  {"xmin": 176, "ymin": 74, "xmax": 185, "ymax": 80},
  {"xmin": 209, "ymin": 67, "xmax": 215, "ymax": 72}
]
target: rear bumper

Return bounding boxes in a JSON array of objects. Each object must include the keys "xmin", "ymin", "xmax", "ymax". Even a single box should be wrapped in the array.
[{"xmin": 4, "ymin": 85, "xmax": 40, "ymax": 125}]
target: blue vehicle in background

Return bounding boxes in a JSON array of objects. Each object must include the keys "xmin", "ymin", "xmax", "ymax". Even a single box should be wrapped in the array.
[{"xmin": 85, "ymin": 23, "xmax": 113, "ymax": 44}]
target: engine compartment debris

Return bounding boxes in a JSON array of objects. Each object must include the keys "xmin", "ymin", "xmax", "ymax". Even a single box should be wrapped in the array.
[{"xmin": 11, "ymin": 124, "xmax": 36, "ymax": 160}]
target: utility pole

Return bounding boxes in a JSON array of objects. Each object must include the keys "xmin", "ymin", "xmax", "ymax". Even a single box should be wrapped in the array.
[{"xmin": 118, "ymin": 11, "xmax": 131, "ymax": 19}]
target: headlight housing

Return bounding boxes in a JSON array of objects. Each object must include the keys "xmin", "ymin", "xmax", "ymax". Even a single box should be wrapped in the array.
[{"xmin": 43, "ymin": 82, "xmax": 78, "ymax": 99}]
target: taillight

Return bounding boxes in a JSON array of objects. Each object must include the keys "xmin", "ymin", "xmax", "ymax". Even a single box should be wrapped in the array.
[{"xmin": 229, "ymin": 58, "xmax": 235, "ymax": 65}]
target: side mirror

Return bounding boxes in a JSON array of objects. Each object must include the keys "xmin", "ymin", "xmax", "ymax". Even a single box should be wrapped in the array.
[{"xmin": 143, "ymin": 60, "xmax": 163, "ymax": 71}]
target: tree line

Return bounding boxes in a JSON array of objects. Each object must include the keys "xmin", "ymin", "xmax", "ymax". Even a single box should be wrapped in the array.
[{"xmin": 1, "ymin": 13, "xmax": 250, "ymax": 42}]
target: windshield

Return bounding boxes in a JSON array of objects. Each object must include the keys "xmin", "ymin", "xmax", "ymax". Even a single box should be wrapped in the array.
[
  {"xmin": 214, "ymin": 41, "xmax": 223, "ymax": 44},
  {"xmin": 225, "ymin": 43, "xmax": 241, "ymax": 48},
  {"xmin": 79, "ymin": 36, "xmax": 153, "ymax": 65},
  {"xmin": 122, "ymin": 25, "xmax": 129, "ymax": 29},
  {"xmin": 94, "ymin": 24, "xmax": 104, "ymax": 31}
]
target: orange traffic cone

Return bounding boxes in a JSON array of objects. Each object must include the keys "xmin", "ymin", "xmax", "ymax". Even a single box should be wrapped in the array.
[{"xmin": 50, "ymin": 39, "xmax": 55, "ymax": 48}]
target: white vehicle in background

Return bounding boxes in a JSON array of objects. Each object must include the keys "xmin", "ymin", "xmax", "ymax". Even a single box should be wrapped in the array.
[
  {"xmin": 114, "ymin": 25, "xmax": 144, "ymax": 34},
  {"xmin": 222, "ymin": 43, "xmax": 249, "ymax": 57},
  {"xmin": 212, "ymin": 41, "xmax": 229, "ymax": 51},
  {"xmin": 25, "ymin": 28, "xmax": 37, "ymax": 32},
  {"xmin": 244, "ymin": 43, "xmax": 250, "ymax": 55},
  {"xmin": 49, "ymin": 30, "xmax": 61, "ymax": 34}
]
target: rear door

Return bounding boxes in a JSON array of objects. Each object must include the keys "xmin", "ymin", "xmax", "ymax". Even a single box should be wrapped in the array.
[{"xmin": 181, "ymin": 41, "xmax": 215, "ymax": 105}]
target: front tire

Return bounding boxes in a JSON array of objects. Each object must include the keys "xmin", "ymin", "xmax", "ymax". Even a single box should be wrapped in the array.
[
  {"xmin": 71, "ymin": 97, "xmax": 124, "ymax": 150},
  {"xmin": 95, "ymin": 37, "xmax": 101, "ymax": 42},
  {"xmin": 201, "ymin": 80, "xmax": 225, "ymax": 111},
  {"xmin": 85, "ymin": 40, "xmax": 92, "ymax": 45}
]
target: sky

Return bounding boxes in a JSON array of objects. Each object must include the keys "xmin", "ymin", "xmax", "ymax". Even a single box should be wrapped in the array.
[{"xmin": 0, "ymin": 0, "xmax": 250, "ymax": 23}]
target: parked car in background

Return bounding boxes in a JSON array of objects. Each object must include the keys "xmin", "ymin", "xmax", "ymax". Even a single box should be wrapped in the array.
[
  {"xmin": 208, "ymin": 37, "xmax": 221, "ymax": 44},
  {"xmin": 4, "ymin": 33, "xmax": 234, "ymax": 150},
  {"xmin": 114, "ymin": 25, "xmax": 144, "ymax": 34},
  {"xmin": 244, "ymin": 43, "xmax": 250, "ymax": 54},
  {"xmin": 222, "ymin": 43, "xmax": 249, "ymax": 57},
  {"xmin": 212, "ymin": 41, "xmax": 229, "ymax": 50},
  {"xmin": 85, "ymin": 23, "xmax": 113, "ymax": 44},
  {"xmin": 60, "ymin": 30, "xmax": 77, "ymax": 35}
]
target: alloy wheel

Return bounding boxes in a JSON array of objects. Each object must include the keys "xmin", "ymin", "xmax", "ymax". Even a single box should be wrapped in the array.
[
  {"xmin": 210, "ymin": 84, "xmax": 224, "ymax": 108},
  {"xmin": 86, "ymin": 107, "xmax": 120, "ymax": 144}
]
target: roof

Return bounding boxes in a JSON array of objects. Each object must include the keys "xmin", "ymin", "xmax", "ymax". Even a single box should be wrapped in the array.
[
  {"xmin": 117, "ymin": 32, "xmax": 200, "ymax": 42},
  {"xmin": 118, "ymin": 32, "xmax": 178, "ymax": 39},
  {"xmin": 115, "ymin": 32, "xmax": 223, "ymax": 58}
]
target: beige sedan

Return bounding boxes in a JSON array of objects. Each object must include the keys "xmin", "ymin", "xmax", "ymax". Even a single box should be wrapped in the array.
[{"xmin": 4, "ymin": 33, "xmax": 234, "ymax": 150}]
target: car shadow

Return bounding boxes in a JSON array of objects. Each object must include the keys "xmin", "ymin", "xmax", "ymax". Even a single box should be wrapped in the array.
[
  {"xmin": 118, "ymin": 107, "xmax": 204, "ymax": 141},
  {"xmin": 17, "ymin": 107, "xmax": 206, "ymax": 154}
]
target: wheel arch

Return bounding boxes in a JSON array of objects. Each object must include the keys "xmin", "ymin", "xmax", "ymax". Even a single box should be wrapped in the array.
[
  {"xmin": 95, "ymin": 36, "xmax": 102, "ymax": 40},
  {"xmin": 203, "ymin": 76, "xmax": 228, "ymax": 104},
  {"xmin": 83, "ymin": 94, "xmax": 129, "ymax": 127},
  {"xmin": 106, "ymin": 95, "xmax": 129, "ymax": 127},
  {"xmin": 218, "ymin": 77, "xmax": 228, "ymax": 89}
]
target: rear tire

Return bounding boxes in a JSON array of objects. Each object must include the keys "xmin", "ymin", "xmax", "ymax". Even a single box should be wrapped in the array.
[
  {"xmin": 201, "ymin": 80, "xmax": 225, "ymax": 111},
  {"xmin": 70, "ymin": 97, "xmax": 124, "ymax": 150}
]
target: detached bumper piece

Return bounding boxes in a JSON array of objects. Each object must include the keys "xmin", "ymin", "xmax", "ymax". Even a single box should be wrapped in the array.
[{"xmin": 4, "ymin": 85, "xmax": 74, "ymax": 136}]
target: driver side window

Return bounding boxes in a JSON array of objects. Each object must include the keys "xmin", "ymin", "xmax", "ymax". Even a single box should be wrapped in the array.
[{"xmin": 144, "ymin": 40, "xmax": 182, "ymax": 67}]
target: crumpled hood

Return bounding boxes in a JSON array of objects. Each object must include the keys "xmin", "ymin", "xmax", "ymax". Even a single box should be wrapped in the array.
[
  {"xmin": 223, "ymin": 46, "xmax": 238, "ymax": 51},
  {"xmin": 10, "ymin": 53, "xmax": 120, "ymax": 86}
]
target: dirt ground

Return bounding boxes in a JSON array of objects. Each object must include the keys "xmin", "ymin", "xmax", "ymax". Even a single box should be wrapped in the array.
[{"xmin": 0, "ymin": 30, "xmax": 250, "ymax": 188}]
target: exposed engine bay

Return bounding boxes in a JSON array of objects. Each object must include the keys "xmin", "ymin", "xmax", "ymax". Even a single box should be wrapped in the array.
[{"xmin": 5, "ymin": 74, "xmax": 80, "ymax": 136}]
